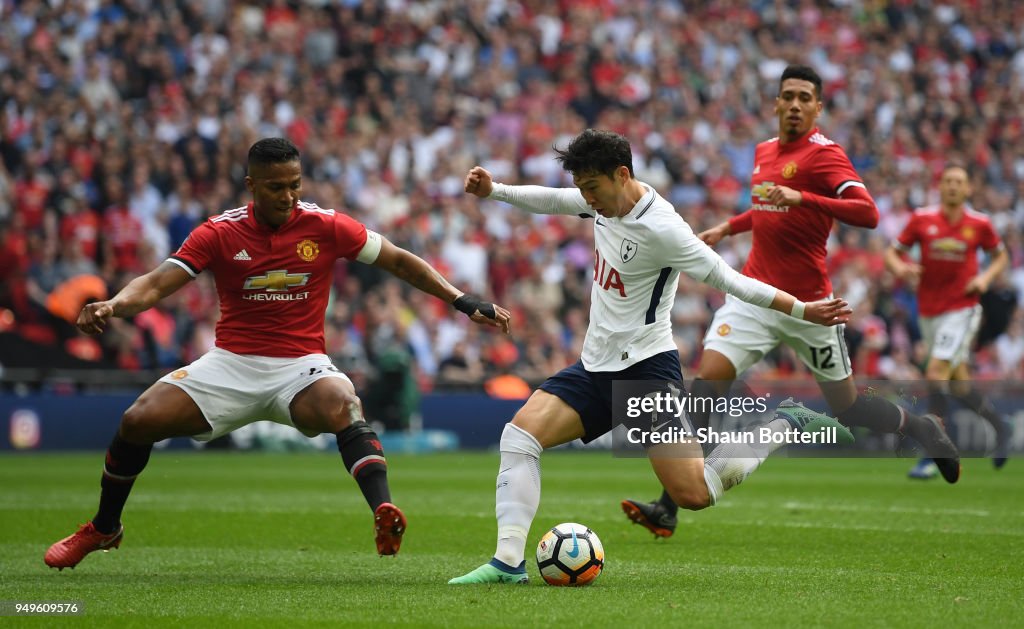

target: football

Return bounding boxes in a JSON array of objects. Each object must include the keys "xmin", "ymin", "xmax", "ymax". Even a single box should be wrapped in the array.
[{"xmin": 535, "ymin": 522, "xmax": 605, "ymax": 586}]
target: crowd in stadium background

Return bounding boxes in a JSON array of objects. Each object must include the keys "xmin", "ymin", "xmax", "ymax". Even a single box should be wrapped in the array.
[{"xmin": 2, "ymin": 0, "xmax": 1024, "ymax": 411}]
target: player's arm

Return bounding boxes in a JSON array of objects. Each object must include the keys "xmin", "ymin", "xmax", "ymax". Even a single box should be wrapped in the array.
[
  {"xmin": 772, "ymin": 147, "xmax": 879, "ymax": 227},
  {"xmin": 766, "ymin": 182, "xmax": 878, "ymax": 227},
  {"xmin": 667, "ymin": 225, "xmax": 850, "ymax": 326},
  {"xmin": 698, "ymin": 211, "xmax": 749, "ymax": 246},
  {"xmin": 886, "ymin": 214, "xmax": 922, "ymax": 286},
  {"xmin": 369, "ymin": 234, "xmax": 512, "ymax": 333},
  {"xmin": 884, "ymin": 242, "xmax": 922, "ymax": 286},
  {"xmin": 464, "ymin": 166, "xmax": 592, "ymax": 217},
  {"xmin": 77, "ymin": 261, "xmax": 192, "ymax": 335},
  {"xmin": 965, "ymin": 245, "xmax": 1009, "ymax": 295},
  {"xmin": 702, "ymin": 258, "xmax": 851, "ymax": 326}
]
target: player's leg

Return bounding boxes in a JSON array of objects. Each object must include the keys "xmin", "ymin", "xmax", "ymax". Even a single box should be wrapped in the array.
[
  {"xmin": 934, "ymin": 305, "xmax": 1009, "ymax": 467},
  {"xmin": 449, "ymin": 389, "xmax": 585, "ymax": 584},
  {"xmin": 622, "ymin": 351, "xmax": 737, "ymax": 537},
  {"xmin": 947, "ymin": 362, "xmax": 1011, "ymax": 469},
  {"xmin": 623, "ymin": 296, "xmax": 775, "ymax": 536},
  {"xmin": 45, "ymin": 383, "xmax": 210, "ymax": 569},
  {"xmin": 776, "ymin": 311, "xmax": 960, "ymax": 483},
  {"xmin": 288, "ymin": 371, "xmax": 405, "ymax": 555},
  {"xmin": 816, "ymin": 374, "xmax": 961, "ymax": 483},
  {"xmin": 644, "ymin": 394, "xmax": 852, "ymax": 519},
  {"xmin": 905, "ymin": 355, "xmax": 955, "ymax": 479}
]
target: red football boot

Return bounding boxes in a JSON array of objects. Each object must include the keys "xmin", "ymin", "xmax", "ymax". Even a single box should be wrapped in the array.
[
  {"xmin": 373, "ymin": 503, "xmax": 406, "ymax": 556},
  {"xmin": 45, "ymin": 522, "xmax": 124, "ymax": 570}
]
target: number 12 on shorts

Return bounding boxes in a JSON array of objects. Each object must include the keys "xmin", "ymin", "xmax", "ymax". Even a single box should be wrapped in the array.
[{"xmin": 809, "ymin": 345, "xmax": 835, "ymax": 369}]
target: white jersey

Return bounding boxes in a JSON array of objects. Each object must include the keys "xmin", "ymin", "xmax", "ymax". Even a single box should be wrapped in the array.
[{"xmin": 490, "ymin": 182, "xmax": 779, "ymax": 371}]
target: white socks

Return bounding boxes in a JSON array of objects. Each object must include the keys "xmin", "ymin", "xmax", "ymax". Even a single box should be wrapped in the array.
[
  {"xmin": 704, "ymin": 417, "xmax": 790, "ymax": 494},
  {"xmin": 493, "ymin": 423, "xmax": 542, "ymax": 567}
]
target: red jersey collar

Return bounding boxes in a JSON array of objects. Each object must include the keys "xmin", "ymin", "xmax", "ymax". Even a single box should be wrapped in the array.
[
  {"xmin": 778, "ymin": 127, "xmax": 819, "ymax": 151},
  {"xmin": 248, "ymin": 201, "xmax": 301, "ymax": 233}
]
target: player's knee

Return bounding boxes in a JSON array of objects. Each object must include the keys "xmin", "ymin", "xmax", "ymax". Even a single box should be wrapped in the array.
[
  {"xmin": 326, "ymin": 392, "xmax": 364, "ymax": 433},
  {"xmin": 925, "ymin": 361, "xmax": 952, "ymax": 381},
  {"xmin": 663, "ymin": 483, "xmax": 710, "ymax": 511},
  {"xmin": 119, "ymin": 403, "xmax": 157, "ymax": 443}
]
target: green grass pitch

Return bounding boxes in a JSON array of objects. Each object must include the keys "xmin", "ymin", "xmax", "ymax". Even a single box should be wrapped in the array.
[{"xmin": 1, "ymin": 451, "xmax": 1021, "ymax": 627}]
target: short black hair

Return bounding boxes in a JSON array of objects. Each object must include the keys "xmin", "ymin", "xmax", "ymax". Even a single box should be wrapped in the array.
[
  {"xmin": 248, "ymin": 137, "xmax": 300, "ymax": 169},
  {"xmin": 780, "ymin": 65, "xmax": 823, "ymax": 99},
  {"xmin": 554, "ymin": 129, "xmax": 634, "ymax": 179}
]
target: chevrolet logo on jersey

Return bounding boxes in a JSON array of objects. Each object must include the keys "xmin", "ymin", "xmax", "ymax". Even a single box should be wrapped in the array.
[
  {"xmin": 243, "ymin": 270, "xmax": 311, "ymax": 291},
  {"xmin": 752, "ymin": 182, "xmax": 775, "ymax": 201}
]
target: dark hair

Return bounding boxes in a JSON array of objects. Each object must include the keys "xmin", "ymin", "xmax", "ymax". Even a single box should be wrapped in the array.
[
  {"xmin": 248, "ymin": 137, "xmax": 300, "ymax": 168},
  {"xmin": 554, "ymin": 129, "xmax": 634, "ymax": 179},
  {"xmin": 780, "ymin": 65, "xmax": 823, "ymax": 99}
]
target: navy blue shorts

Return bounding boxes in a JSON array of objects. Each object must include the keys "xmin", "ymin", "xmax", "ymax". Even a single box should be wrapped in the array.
[{"xmin": 538, "ymin": 350, "xmax": 685, "ymax": 443}]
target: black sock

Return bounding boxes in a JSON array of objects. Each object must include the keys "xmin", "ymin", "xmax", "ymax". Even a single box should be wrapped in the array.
[
  {"xmin": 92, "ymin": 434, "xmax": 152, "ymax": 534},
  {"xmin": 836, "ymin": 394, "xmax": 905, "ymax": 433},
  {"xmin": 337, "ymin": 423, "xmax": 391, "ymax": 511},
  {"xmin": 956, "ymin": 388, "xmax": 1005, "ymax": 432},
  {"xmin": 928, "ymin": 388, "xmax": 950, "ymax": 418},
  {"xmin": 657, "ymin": 489, "xmax": 678, "ymax": 516}
]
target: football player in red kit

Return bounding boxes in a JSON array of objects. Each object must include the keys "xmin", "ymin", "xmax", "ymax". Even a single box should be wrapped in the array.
[
  {"xmin": 886, "ymin": 165, "xmax": 1010, "ymax": 479},
  {"xmin": 45, "ymin": 138, "xmax": 511, "ymax": 569},
  {"xmin": 622, "ymin": 65, "xmax": 961, "ymax": 538}
]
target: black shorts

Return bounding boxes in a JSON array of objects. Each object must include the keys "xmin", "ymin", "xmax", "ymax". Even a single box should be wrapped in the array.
[{"xmin": 538, "ymin": 350, "xmax": 685, "ymax": 443}]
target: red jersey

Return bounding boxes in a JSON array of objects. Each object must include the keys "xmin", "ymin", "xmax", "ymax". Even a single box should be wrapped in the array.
[
  {"xmin": 728, "ymin": 128, "xmax": 867, "ymax": 301},
  {"xmin": 895, "ymin": 206, "xmax": 1001, "ymax": 317},
  {"xmin": 170, "ymin": 201, "xmax": 368, "ymax": 357}
]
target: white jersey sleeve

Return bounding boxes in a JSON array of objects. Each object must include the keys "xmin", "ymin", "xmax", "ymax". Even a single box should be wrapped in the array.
[
  {"xmin": 703, "ymin": 258, "xmax": 776, "ymax": 307},
  {"xmin": 657, "ymin": 220, "xmax": 776, "ymax": 307},
  {"xmin": 489, "ymin": 183, "xmax": 594, "ymax": 217}
]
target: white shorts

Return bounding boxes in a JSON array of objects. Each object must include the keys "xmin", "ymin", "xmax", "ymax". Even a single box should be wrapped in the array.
[
  {"xmin": 920, "ymin": 305, "xmax": 982, "ymax": 367},
  {"xmin": 703, "ymin": 294, "xmax": 853, "ymax": 382},
  {"xmin": 159, "ymin": 347, "xmax": 351, "ymax": 441}
]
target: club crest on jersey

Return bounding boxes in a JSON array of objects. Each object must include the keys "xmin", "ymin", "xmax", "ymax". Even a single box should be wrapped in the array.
[
  {"xmin": 620, "ymin": 238, "xmax": 639, "ymax": 263},
  {"xmin": 170, "ymin": 369, "xmax": 188, "ymax": 380},
  {"xmin": 962, "ymin": 226, "xmax": 975, "ymax": 240},
  {"xmin": 243, "ymin": 270, "xmax": 311, "ymax": 291},
  {"xmin": 782, "ymin": 161, "xmax": 798, "ymax": 179},
  {"xmin": 717, "ymin": 324, "xmax": 731, "ymax": 336},
  {"xmin": 297, "ymin": 239, "xmax": 320, "ymax": 262}
]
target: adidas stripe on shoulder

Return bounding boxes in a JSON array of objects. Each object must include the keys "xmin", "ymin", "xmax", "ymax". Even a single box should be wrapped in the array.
[{"xmin": 212, "ymin": 206, "xmax": 249, "ymax": 223}]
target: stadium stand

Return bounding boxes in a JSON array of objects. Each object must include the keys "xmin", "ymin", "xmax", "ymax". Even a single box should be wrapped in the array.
[{"xmin": 1, "ymin": 0, "xmax": 1022, "ymax": 396}]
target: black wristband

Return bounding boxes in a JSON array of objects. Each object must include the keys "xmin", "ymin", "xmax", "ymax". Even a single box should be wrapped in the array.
[{"xmin": 453, "ymin": 294, "xmax": 496, "ymax": 319}]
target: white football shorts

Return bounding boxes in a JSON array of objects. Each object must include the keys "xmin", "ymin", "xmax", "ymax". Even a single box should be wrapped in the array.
[
  {"xmin": 703, "ymin": 294, "xmax": 853, "ymax": 382},
  {"xmin": 159, "ymin": 347, "xmax": 352, "ymax": 441},
  {"xmin": 919, "ymin": 305, "xmax": 982, "ymax": 367}
]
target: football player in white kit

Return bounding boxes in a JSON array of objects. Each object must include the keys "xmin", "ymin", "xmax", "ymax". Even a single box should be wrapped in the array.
[{"xmin": 449, "ymin": 129, "xmax": 854, "ymax": 584}]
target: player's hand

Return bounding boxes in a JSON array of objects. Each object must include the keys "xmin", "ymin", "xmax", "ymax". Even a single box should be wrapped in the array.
[
  {"xmin": 453, "ymin": 293, "xmax": 512, "ymax": 334},
  {"xmin": 964, "ymin": 275, "xmax": 989, "ymax": 295},
  {"xmin": 698, "ymin": 222, "xmax": 730, "ymax": 246},
  {"xmin": 470, "ymin": 304, "xmax": 512, "ymax": 334},
  {"xmin": 765, "ymin": 185, "xmax": 803, "ymax": 207},
  {"xmin": 803, "ymin": 297, "xmax": 852, "ymax": 326},
  {"xmin": 464, "ymin": 166, "xmax": 494, "ymax": 198},
  {"xmin": 898, "ymin": 262, "xmax": 922, "ymax": 287},
  {"xmin": 77, "ymin": 300, "xmax": 116, "ymax": 335}
]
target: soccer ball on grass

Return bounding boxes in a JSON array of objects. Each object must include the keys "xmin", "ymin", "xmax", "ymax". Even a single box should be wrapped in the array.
[{"xmin": 535, "ymin": 522, "xmax": 604, "ymax": 586}]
